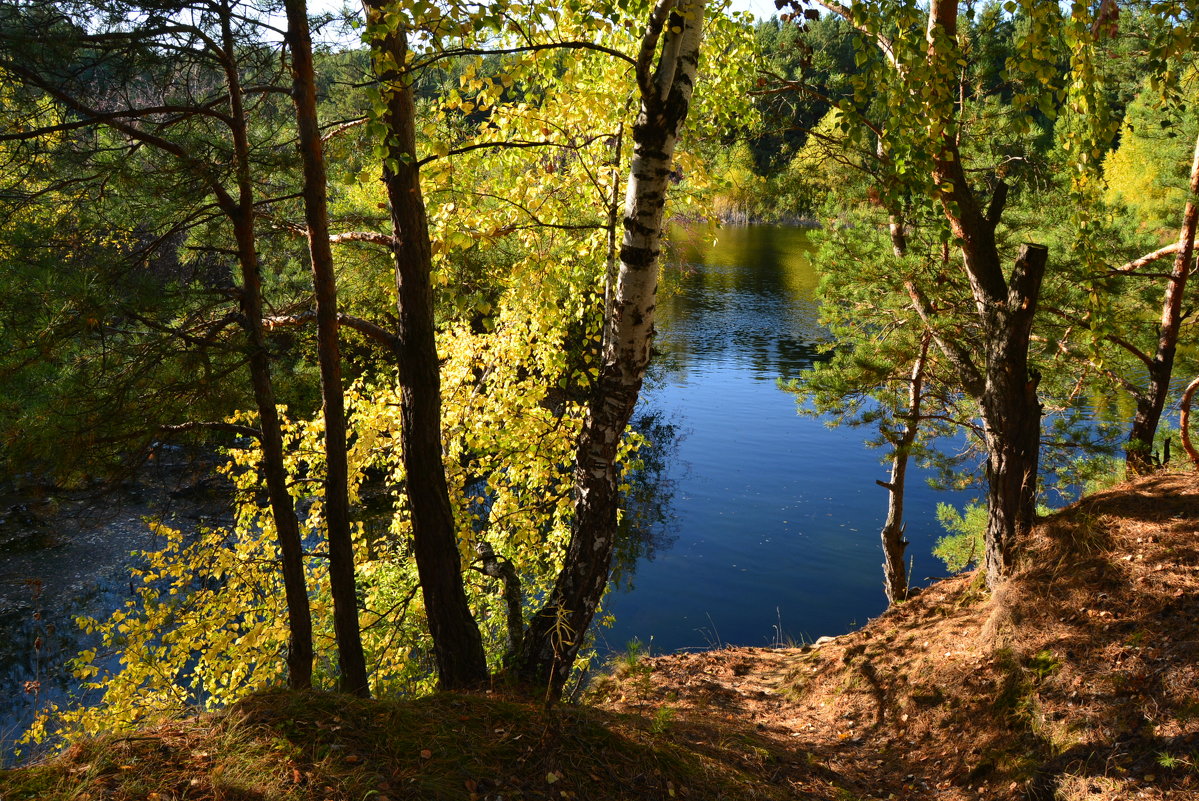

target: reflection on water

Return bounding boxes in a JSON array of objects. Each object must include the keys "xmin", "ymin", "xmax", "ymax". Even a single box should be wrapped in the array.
[
  {"xmin": 610, "ymin": 411, "xmax": 682, "ymax": 593},
  {"xmin": 652, "ymin": 224, "xmax": 831, "ymax": 384},
  {"xmin": 599, "ymin": 223, "xmax": 965, "ymax": 656}
]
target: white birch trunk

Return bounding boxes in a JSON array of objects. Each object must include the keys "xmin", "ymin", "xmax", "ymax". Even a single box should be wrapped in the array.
[{"xmin": 516, "ymin": 0, "xmax": 705, "ymax": 696}]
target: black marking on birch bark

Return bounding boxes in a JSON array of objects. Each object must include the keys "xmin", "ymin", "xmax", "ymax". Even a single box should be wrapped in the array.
[
  {"xmin": 636, "ymin": 148, "xmax": 670, "ymax": 162},
  {"xmin": 665, "ymin": 94, "xmax": 692, "ymax": 121},
  {"xmin": 620, "ymin": 244, "xmax": 659, "ymax": 264},
  {"xmin": 624, "ymin": 218, "xmax": 657, "ymax": 237}
]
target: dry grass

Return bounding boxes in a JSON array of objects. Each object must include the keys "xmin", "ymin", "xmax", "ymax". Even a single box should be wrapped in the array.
[{"xmin": 0, "ymin": 687, "xmax": 852, "ymax": 800}]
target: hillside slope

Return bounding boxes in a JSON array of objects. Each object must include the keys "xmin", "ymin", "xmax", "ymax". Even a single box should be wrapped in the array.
[
  {"xmin": 2, "ymin": 472, "xmax": 1198, "ymax": 800},
  {"xmin": 595, "ymin": 471, "xmax": 1199, "ymax": 800}
]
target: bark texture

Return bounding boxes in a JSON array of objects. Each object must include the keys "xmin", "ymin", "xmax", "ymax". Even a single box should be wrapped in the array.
[
  {"xmin": 921, "ymin": 0, "xmax": 1047, "ymax": 589},
  {"xmin": 476, "ymin": 540, "xmax": 524, "ymax": 661},
  {"xmin": 283, "ymin": 0, "xmax": 369, "ymax": 696},
  {"xmin": 1180, "ymin": 376, "xmax": 1199, "ymax": 468},
  {"xmin": 515, "ymin": 0, "xmax": 705, "ymax": 697},
  {"xmin": 219, "ymin": 9, "xmax": 313, "ymax": 689},
  {"xmin": 879, "ymin": 336, "xmax": 929, "ymax": 604},
  {"xmin": 978, "ymin": 243, "xmax": 1047, "ymax": 586},
  {"xmin": 365, "ymin": 3, "xmax": 488, "ymax": 690},
  {"xmin": 1126, "ymin": 130, "xmax": 1199, "ymax": 475}
]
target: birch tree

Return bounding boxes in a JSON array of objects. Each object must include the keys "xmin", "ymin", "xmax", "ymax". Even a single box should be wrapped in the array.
[{"xmin": 515, "ymin": 0, "xmax": 707, "ymax": 695}]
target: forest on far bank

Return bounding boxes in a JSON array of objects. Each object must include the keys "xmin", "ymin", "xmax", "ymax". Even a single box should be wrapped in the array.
[{"xmin": 0, "ymin": 0, "xmax": 1197, "ymax": 756}]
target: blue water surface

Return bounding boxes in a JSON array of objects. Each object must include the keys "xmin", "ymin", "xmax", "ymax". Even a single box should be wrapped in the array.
[{"xmin": 599, "ymin": 223, "xmax": 969, "ymax": 655}]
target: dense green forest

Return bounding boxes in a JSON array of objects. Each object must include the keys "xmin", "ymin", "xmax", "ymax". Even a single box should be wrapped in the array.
[{"xmin": 0, "ymin": 0, "xmax": 1197, "ymax": 755}]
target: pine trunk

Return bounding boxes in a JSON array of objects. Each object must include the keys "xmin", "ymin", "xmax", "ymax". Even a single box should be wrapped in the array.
[
  {"xmin": 1126, "ymin": 130, "xmax": 1199, "ymax": 475},
  {"xmin": 230, "ymin": 213, "xmax": 314, "ymax": 689},
  {"xmin": 979, "ymin": 243, "xmax": 1047, "ymax": 586},
  {"xmin": 364, "ymin": 5, "xmax": 488, "ymax": 690},
  {"xmin": 879, "ymin": 336, "xmax": 928, "ymax": 604},
  {"xmin": 283, "ymin": 0, "xmax": 369, "ymax": 696},
  {"xmin": 922, "ymin": 0, "xmax": 1047, "ymax": 589},
  {"xmin": 1180, "ymin": 376, "xmax": 1199, "ymax": 467},
  {"xmin": 220, "ymin": 9, "xmax": 313, "ymax": 689}
]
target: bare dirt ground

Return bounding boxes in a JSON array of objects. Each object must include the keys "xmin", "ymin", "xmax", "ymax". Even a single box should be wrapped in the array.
[{"xmin": 590, "ymin": 471, "xmax": 1199, "ymax": 800}]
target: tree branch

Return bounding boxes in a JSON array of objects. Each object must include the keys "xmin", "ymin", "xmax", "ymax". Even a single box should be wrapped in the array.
[
  {"xmin": 124, "ymin": 308, "xmax": 241, "ymax": 348},
  {"xmin": 474, "ymin": 540, "xmax": 524, "ymax": 660},
  {"xmin": 1110, "ymin": 242, "xmax": 1182, "ymax": 274},
  {"xmin": 0, "ymin": 61, "xmax": 237, "ymax": 212},
  {"xmin": 754, "ymin": 73, "xmax": 884, "ymax": 141},
  {"xmin": 906, "ymin": 280, "xmax": 984, "ymax": 396},
  {"xmin": 0, "ymin": 103, "xmax": 234, "ymax": 140},
  {"xmin": 1040, "ymin": 305, "xmax": 1154, "ymax": 370},
  {"xmin": 1039, "ymin": 334, "xmax": 1144, "ymax": 397},
  {"xmin": 416, "ymin": 134, "xmax": 607, "ymax": 167},
  {"xmin": 985, "ymin": 180, "xmax": 1008, "ymax": 228},
  {"xmin": 636, "ymin": 0, "xmax": 677, "ymax": 105},
  {"xmin": 461, "ymin": 188, "xmax": 605, "ymax": 232},
  {"xmin": 159, "ymin": 421, "xmax": 261, "ymax": 440},
  {"xmin": 813, "ymin": 0, "xmax": 899, "ymax": 68},
  {"xmin": 321, "ymin": 117, "xmax": 367, "ymax": 143},
  {"xmin": 263, "ymin": 310, "xmax": 400, "ymax": 353},
  {"xmin": 410, "ymin": 41, "xmax": 637, "ymax": 73},
  {"xmin": 329, "ymin": 231, "xmax": 396, "ymax": 246},
  {"xmin": 257, "ymin": 210, "xmax": 395, "ymax": 247}
]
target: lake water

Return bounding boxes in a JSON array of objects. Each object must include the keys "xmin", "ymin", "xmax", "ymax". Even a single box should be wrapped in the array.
[
  {"xmin": 598, "ymin": 223, "xmax": 966, "ymax": 655},
  {"xmin": 1, "ymin": 223, "xmax": 975, "ymax": 759},
  {"xmin": 0, "ymin": 459, "xmax": 231, "ymax": 763}
]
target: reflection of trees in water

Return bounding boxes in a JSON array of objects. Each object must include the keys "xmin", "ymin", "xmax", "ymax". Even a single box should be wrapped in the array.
[
  {"xmin": 648, "ymin": 325, "xmax": 833, "ymax": 388},
  {"xmin": 654, "ymin": 224, "xmax": 832, "ymax": 384},
  {"xmin": 609, "ymin": 410, "xmax": 683, "ymax": 593}
]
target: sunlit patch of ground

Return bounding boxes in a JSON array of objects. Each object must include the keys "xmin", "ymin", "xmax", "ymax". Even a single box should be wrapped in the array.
[{"xmin": 593, "ymin": 472, "xmax": 1199, "ymax": 800}]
